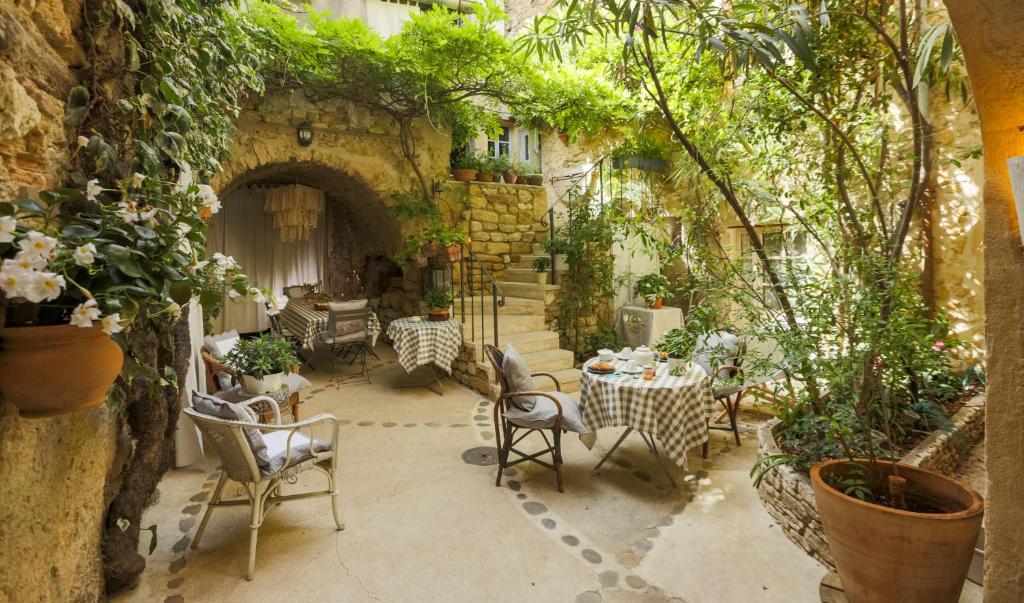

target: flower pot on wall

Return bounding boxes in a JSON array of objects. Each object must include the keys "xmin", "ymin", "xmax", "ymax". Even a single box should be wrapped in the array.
[
  {"xmin": 476, "ymin": 173, "xmax": 494, "ymax": 183},
  {"xmin": 810, "ymin": 459, "xmax": 983, "ymax": 603},
  {"xmin": 503, "ymin": 168, "xmax": 518, "ymax": 184},
  {"xmin": 0, "ymin": 324, "xmax": 124, "ymax": 418},
  {"xmin": 240, "ymin": 372, "xmax": 284, "ymax": 395},
  {"xmin": 648, "ymin": 297, "xmax": 664, "ymax": 309},
  {"xmin": 516, "ymin": 175, "xmax": 528, "ymax": 185},
  {"xmin": 526, "ymin": 174, "xmax": 544, "ymax": 186},
  {"xmin": 453, "ymin": 168, "xmax": 477, "ymax": 182}
]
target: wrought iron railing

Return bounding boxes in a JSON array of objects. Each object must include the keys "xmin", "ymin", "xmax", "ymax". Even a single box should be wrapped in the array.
[{"xmin": 455, "ymin": 245, "xmax": 506, "ymax": 361}]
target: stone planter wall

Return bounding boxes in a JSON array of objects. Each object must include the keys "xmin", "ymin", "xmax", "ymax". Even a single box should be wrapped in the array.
[{"xmin": 755, "ymin": 393, "xmax": 986, "ymax": 569}]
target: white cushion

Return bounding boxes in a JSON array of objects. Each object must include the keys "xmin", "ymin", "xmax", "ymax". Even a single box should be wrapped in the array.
[
  {"xmin": 261, "ymin": 431, "xmax": 331, "ymax": 475},
  {"xmin": 501, "ymin": 344, "xmax": 536, "ymax": 410},
  {"xmin": 328, "ymin": 299, "xmax": 368, "ymax": 312},
  {"xmin": 694, "ymin": 331, "xmax": 741, "ymax": 377},
  {"xmin": 504, "ymin": 391, "xmax": 589, "ymax": 434},
  {"xmin": 281, "ymin": 372, "xmax": 311, "ymax": 394},
  {"xmin": 190, "ymin": 391, "xmax": 271, "ymax": 470},
  {"xmin": 203, "ymin": 330, "xmax": 240, "ymax": 359}
]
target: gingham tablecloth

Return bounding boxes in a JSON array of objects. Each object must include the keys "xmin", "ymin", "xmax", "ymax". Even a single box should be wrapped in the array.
[
  {"xmin": 278, "ymin": 300, "xmax": 381, "ymax": 350},
  {"xmin": 579, "ymin": 358, "xmax": 715, "ymax": 469},
  {"xmin": 386, "ymin": 317, "xmax": 463, "ymax": 374}
]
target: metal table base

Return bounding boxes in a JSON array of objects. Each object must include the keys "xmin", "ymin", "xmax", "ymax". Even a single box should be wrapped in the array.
[
  {"xmin": 392, "ymin": 363, "xmax": 447, "ymax": 396},
  {"xmin": 593, "ymin": 427, "xmax": 678, "ymax": 487}
]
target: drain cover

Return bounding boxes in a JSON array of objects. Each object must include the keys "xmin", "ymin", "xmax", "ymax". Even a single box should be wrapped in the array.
[{"xmin": 461, "ymin": 446, "xmax": 499, "ymax": 466}]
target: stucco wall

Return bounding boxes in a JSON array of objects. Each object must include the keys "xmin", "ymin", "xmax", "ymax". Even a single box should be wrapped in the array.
[
  {"xmin": 944, "ymin": 1, "xmax": 1024, "ymax": 600},
  {"xmin": 0, "ymin": 2, "xmax": 121, "ymax": 601}
]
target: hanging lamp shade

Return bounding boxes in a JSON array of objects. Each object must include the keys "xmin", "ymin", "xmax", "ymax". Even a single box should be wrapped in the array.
[{"xmin": 263, "ymin": 184, "xmax": 325, "ymax": 243}]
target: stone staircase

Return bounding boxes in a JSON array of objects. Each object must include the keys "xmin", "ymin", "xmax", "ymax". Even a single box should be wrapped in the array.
[{"xmin": 455, "ymin": 242, "xmax": 581, "ymax": 397}]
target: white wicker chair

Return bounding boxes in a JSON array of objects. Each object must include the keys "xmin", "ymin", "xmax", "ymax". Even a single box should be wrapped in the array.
[{"xmin": 183, "ymin": 396, "xmax": 343, "ymax": 580}]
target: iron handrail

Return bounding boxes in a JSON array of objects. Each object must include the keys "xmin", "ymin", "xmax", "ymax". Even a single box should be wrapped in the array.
[{"xmin": 455, "ymin": 244, "xmax": 506, "ymax": 361}]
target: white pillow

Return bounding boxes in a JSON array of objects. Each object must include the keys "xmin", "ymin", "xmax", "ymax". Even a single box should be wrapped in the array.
[
  {"xmin": 203, "ymin": 330, "xmax": 240, "ymax": 359},
  {"xmin": 502, "ymin": 344, "xmax": 536, "ymax": 411}
]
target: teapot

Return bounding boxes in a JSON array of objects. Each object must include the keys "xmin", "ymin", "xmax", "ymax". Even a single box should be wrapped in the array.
[{"xmin": 632, "ymin": 345, "xmax": 655, "ymax": 366}]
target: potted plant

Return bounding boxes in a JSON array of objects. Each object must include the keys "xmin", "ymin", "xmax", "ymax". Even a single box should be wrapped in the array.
[
  {"xmin": 222, "ymin": 333, "xmax": 300, "ymax": 395},
  {"xmin": 424, "ymin": 287, "xmax": 453, "ymax": 321},
  {"xmin": 542, "ymin": 238, "xmax": 569, "ymax": 272},
  {"xmin": 518, "ymin": 162, "xmax": 545, "ymax": 186},
  {"xmin": 611, "ymin": 135, "xmax": 670, "ymax": 172},
  {"xmin": 656, "ymin": 327, "xmax": 695, "ymax": 368},
  {"xmin": 452, "ymin": 152, "xmax": 480, "ymax": 182},
  {"xmin": 532, "ymin": 256, "xmax": 551, "ymax": 285},
  {"xmin": 490, "ymin": 154, "xmax": 514, "ymax": 183},
  {"xmin": 476, "ymin": 155, "xmax": 495, "ymax": 182},
  {"xmin": 634, "ymin": 273, "xmax": 671, "ymax": 308},
  {"xmin": 425, "ymin": 223, "xmax": 468, "ymax": 264},
  {"xmin": 0, "ymin": 183, "xmax": 271, "ymax": 418}
]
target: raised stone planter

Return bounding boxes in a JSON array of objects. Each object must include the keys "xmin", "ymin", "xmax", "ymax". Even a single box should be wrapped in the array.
[{"xmin": 755, "ymin": 393, "xmax": 986, "ymax": 570}]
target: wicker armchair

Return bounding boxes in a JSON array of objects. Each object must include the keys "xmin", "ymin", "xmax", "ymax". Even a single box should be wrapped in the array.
[{"xmin": 183, "ymin": 397, "xmax": 343, "ymax": 580}]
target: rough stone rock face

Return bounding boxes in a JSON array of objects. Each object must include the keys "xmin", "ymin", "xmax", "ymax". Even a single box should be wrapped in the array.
[{"xmin": 0, "ymin": 3, "xmax": 121, "ymax": 602}]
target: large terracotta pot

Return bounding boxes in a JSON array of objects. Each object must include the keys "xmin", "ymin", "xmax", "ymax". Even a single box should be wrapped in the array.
[
  {"xmin": 453, "ymin": 168, "xmax": 477, "ymax": 182},
  {"xmin": 0, "ymin": 324, "xmax": 124, "ymax": 418},
  {"xmin": 503, "ymin": 168, "xmax": 518, "ymax": 184},
  {"xmin": 428, "ymin": 244, "xmax": 461, "ymax": 264},
  {"xmin": 427, "ymin": 308, "xmax": 450, "ymax": 322},
  {"xmin": 476, "ymin": 172, "xmax": 494, "ymax": 183},
  {"xmin": 811, "ymin": 459, "xmax": 983, "ymax": 603}
]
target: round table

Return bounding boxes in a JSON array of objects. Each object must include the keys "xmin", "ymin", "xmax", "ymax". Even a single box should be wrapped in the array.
[
  {"xmin": 579, "ymin": 358, "xmax": 714, "ymax": 479},
  {"xmin": 386, "ymin": 317, "xmax": 463, "ymax": 395}
]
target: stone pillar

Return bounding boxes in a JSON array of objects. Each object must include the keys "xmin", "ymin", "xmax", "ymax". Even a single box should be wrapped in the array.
[{"xmin": 944, "ymin": 2, "xmax": 1024, "ymax": 599}]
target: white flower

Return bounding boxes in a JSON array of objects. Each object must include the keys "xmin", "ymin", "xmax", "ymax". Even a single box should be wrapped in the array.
[
  {"xmin": 176, "ymin": 223, "xmax": 192, "ymax": 237},
  {"xmin": 73, "ymin": 243, "xmax": 97, "ymax": 266},
  {"xmin": 0, "ymin": 216, "xmax": 16, "ymax": 243},
  {"xmin": 0, "ymin": 265, "xmax": 28, "ymax": 298},
  {"xmin": 22, "ymin": 271, "xmax": 65, "ymax": 303},
  {"xmin": 249, "ymin": 287, "xmax": 266, "ymax": 304},
  {"xmin": 101, "ymin": 313, "xmax": 125, "ymax": 334},
  {"xmin": 8, "ymin": 253, "xmax": 47, "ymax": 271},
  {"xmin": 266, "ymin": 292, "xmax": 289, "ymax": 315},
  {"xmin": 86, "ymin": 179, "xmax": 102, "ymax": 201},
  {"xmin": 76, "ymin": 136, "xmax": 90, "ymax": 148},
  {"xmin": 139, "ymin": 207, "xmax": 158, "ymax": 223},
  {"xmin": 166, "ymin": 302, "xmax": 182, "ymax": 319},
  {"xmin": 70, "ymin": 299, "xmax": 101, "ymax": 328},
  {"xmin": 227, "ymin": 288, "xmax": 241, "ymax": 299},
  {"xmin": 197, "ymin": 184, "xmax": 220, "ymax": 214},
  {"xmin": 187, "ymin": 259, "xmax": 209, "ymax": 275},
  {"xmin": 130, "ymin": 172, "xmax": 146, "ymax": 188},
  {"xmin": 116, "ymin": 201, "xmax": 140, "ymax": 223},
  {"xmin": 174, "ymin": 162, "xmax": 193, "ymax": 193},
  {"xmin": 17, "ymin": 231, "xmax": 59, "ymax": 260},
  {"xmin": 212, "ymin": 252, "xmax": 236, "ymax": 270}
]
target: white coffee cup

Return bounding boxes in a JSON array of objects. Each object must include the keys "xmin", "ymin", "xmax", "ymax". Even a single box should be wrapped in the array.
[
  {"xmin": 626, "ymin": 359, "xmax": 638, "ymax": 372},
  {"xmin": 620, "ymin": 347, "xmax": 632, "ymax": 358}
]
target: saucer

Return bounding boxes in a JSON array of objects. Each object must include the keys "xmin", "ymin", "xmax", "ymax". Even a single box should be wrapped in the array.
[{"xmin": 621, "ymin": 365, "xmax": 643, "ymax": 374}]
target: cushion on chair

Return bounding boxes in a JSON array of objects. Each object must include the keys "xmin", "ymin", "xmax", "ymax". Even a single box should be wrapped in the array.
[
  {"xmin": 694, "ymin": 331, "xmax": 741, "ymax": 377},
  {"xmin": 284, "ymin": 286, "xmax": 306, "ymax": 299},
  {"xmin": 260, "ymin": 431, "xmax": 332, "ymax": 475},
  {"xmin": 504, "ymin": 391, "xmax": 589, "ymax": 434},
  {"xmin": 190, "ymin": 391, "xmax": 273, "ymax": 470},
  {"xmin": 203, "ymin": 330, "xmax": 240, "ymax": 390},
  {"xmin": 328, "ymin": 299, "xmax": 368, "ymax": 311},
  {"xmin": 328, "ymin": 300, "xmax": 369, "ymax": 341},
  {"xmin": 281, "ymin": 372, "xmax": 311, "ymax": 395},
  {"xmin": 501, "ymin": 344, "xmax": 536, "ymax": 411}
]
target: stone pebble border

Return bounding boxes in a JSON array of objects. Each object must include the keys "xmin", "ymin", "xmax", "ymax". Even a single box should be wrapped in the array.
[{"xmin": 755, "ymin": 393, "xmax": 986, "ymax": 569}]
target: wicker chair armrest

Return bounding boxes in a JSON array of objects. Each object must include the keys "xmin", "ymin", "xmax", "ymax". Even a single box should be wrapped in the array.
[
  {"xmin": 529, "ymin": 372, "xmax": 562, "ymax": 391},
  {"xmin": 498, "ymin": 391, "xmax": 565, "ymax": 430},
  {"xmin": 239, "ymin": 396, "xmax": 280, "ymax": 425},
  {"xmin": 201, "ymin": 349, "xmax": 236, "ymax": 375}
]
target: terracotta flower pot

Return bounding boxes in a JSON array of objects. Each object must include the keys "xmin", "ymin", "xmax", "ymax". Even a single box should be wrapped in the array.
[
  {"xmin": 430, "ymin": 244, "xmax": 461, "ymax": 264},
  {"xmin": 0, "ymin": 324, "xmax": 124, "ymax": 418},
  {"xmin": 503, "ymin": 168, "xmax": 518, "ymax": 184},
  {"xmin": 476, "ymin": 173, "xmax": 494, "ymax": 183},
  {"xmin": 811, "ymin": 459, "xmax": 983, "ymax": 603},
  {"xmin": 427, "ymin": 308, "xmax": 450, "ymax": 322},
  {"xmin": 648, "ymin": 297, "xmax": 663, "ymax": 309},
  {"xmin": 453, "ymin": 168, "xmax": 477, "ymax": 182},
  {"xmin": 516, "ymin": 175, "xmax": 528, "ymax": 185},
  {"xmin": 526, "ymin": 174, "xmax": 544, "ymax": 186}
]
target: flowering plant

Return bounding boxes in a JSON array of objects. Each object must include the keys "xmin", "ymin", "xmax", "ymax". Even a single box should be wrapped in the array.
[{"xmin": 0, "ymin": 169, "xmax": 284, "ymax": 334}]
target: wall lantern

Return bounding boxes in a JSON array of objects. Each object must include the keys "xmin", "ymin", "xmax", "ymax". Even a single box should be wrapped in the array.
[
  {"xmin": 1008, "ymin": 156, "xmax": 1024, "ymax": 247},
  {"xmin": 296, "ymin": 122, "xmax": 313, "ymax": 147}
]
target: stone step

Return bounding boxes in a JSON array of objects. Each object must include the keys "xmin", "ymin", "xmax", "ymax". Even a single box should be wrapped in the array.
[
  {"xmin": 501, "ymin": 267, "xmax": 562, "ymax": 284},
  {"xmin": 463, "ymin": 330, "xmax": 560, "ymax": 354},
  {"xmin": 494, "ymin": 281, "xmax": 561, "ymax": 301},
  {"xmin": 453, "ymin": 295, "xmax": 544, "ymax": 315},
  {"xmin": 535, "ymin": 368, "xmax": 582, "ymax": 394},
  {"xmin": 518, "ymin": 348, "xmax": 576, "ymax": 371},
  {"xmin": 459, "ymin": 314, "xmax": 545, "ymax": 337}
]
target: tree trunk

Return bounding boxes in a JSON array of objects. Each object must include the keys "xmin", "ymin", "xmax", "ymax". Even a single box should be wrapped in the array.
[{"xmin": 102, "ymin": 308, "xmax": 192, "ymax": 593}]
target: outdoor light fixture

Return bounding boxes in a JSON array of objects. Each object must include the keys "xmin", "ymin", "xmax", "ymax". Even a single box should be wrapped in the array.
[
  {"xmin": 264, "ymin": 184, "xmax": 325, "ymax": 242},
  {"xmin": 1008, "ymin": 156, "xmax": 1024, "ymax": 247},
  {"xmin": 296, "ymin": 121, "xmax": 313, "ymax": 147}
]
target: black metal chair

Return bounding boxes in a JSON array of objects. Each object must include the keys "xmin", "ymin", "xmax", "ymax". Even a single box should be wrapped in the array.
[
  {"xmin": 701, "ymin": 338, "xmax": 748, "ymax": 457},
  {"xmin": 323, "ymin": 307, "xmax": 374, "ymax": 384},
  {"xmin": 484, "ymin": 344, "xmax": 570, "ymax": 493}
]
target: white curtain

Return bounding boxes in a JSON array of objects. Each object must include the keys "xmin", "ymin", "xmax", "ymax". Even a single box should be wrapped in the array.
[
  {"xmin": 175, "ymin": 297, "xmax": 206, "ymax": 467},
  {"xmin": 367, "ymin": 1, "xmax": 418, "ymax": 38},
  {"xmin": 208, "ymin": 187, "xmax": 327, "ymax": 334}
]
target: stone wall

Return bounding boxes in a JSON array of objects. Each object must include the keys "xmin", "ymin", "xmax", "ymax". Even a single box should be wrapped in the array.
[
  {"xmin": 755, "ymin": 394, "xmax": 987, "ymax": 570},
  {"xmin": 0, "ymin": 3, "xmax": 122, "ymax": 601},
  {"xmin": 438, "ymin": 180, "xmax": 549, "ymax": 280}
]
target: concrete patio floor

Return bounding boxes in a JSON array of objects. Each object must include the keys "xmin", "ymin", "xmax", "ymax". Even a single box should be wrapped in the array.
[{"xmin": 113, "ymin": 345, "xmax": 826, "ymax": 603}]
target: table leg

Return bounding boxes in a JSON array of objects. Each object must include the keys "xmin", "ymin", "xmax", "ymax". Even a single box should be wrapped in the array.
[
  {"xmin": 639, "ymin": 431, "xmax": 678, "ymax": 488},
  {"xmin": 593, "ymin": 427, "xmax": 633, "ymax": 471},
  {"xmin": 392, "ymin": 364, "xmax": 446, "ymax": 396}
]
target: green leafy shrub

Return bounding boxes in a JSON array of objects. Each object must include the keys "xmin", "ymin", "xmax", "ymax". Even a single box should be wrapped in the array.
[
  {"xmin": 532, "ymin": 256, "xmax": 551, "ymax": 272},
  {"xmin": 634, "ymin": 273, "xmax": 671, "ymax": 303},
  {"xmin": 424, "ymin": 287, "xmax": 453, "ymax": 309}
]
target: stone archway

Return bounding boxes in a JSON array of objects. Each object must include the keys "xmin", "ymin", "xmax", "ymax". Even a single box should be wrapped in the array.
[{"xmin": 944, "ymin": 1, "xmax": 1024, "ymax": 599}]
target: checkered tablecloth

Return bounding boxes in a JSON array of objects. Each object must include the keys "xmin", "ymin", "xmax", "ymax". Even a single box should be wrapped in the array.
[
  {"xmin": 278, "ymin": 300, "xmax": 380, "ymax": 350},
  {"xmin": 579, "ymin": 358, "xmax": 714, "ymax": 469},
  {"xmin": 386, "ymin": 317, "xmax": 463, "ymax": 374}
]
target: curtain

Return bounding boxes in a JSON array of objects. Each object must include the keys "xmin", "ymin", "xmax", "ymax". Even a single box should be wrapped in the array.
[
  {"xmin": 208, "ymin": 187, "xmax": 327, "ymax": 334},
  {"xmin": 366, "ymin": 0, "xmax": 418, "ymax": 38},
  {"xmin": 175, "ymin": 297, "xmax": 206, "ymax": 467}
]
